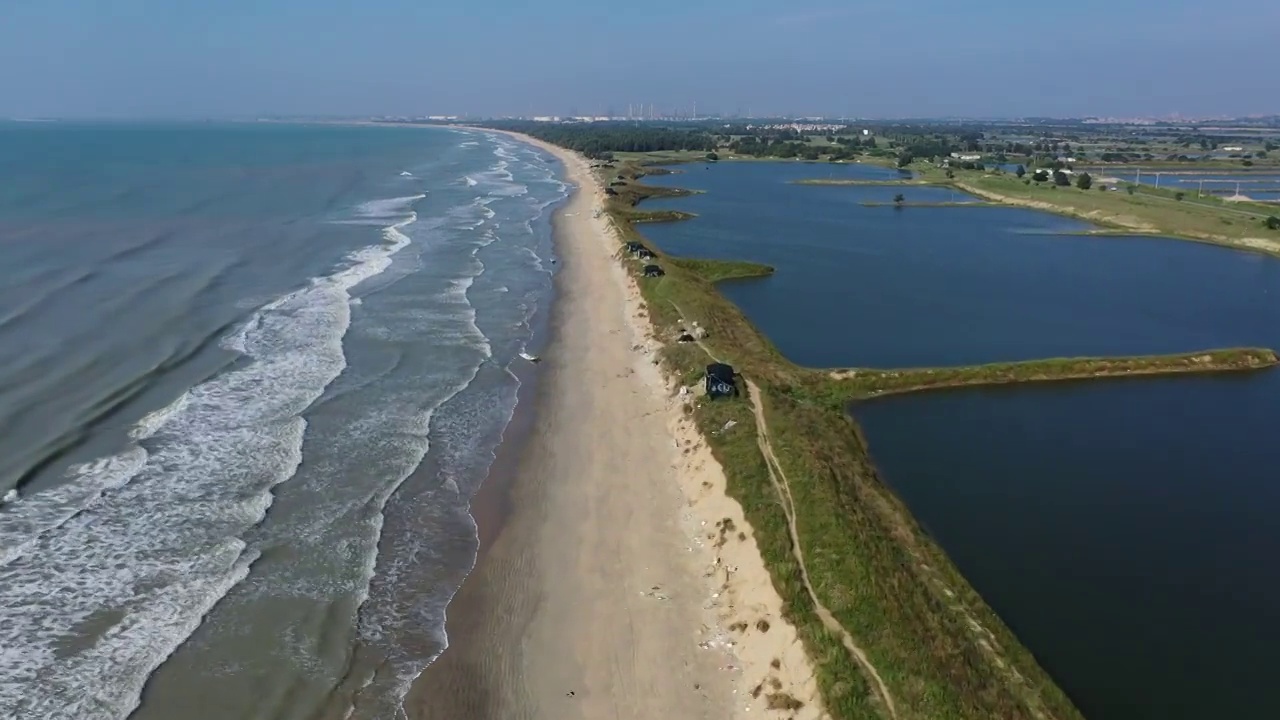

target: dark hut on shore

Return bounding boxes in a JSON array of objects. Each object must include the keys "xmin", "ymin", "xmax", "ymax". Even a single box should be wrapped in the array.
[
  {"xmin": 636, "ymin": 248, "xmax": 655, "ymax": 260},
  {"xmin": 643, "ymin": 264, "xmax": 665, "ymax": 278},
  {"xmin": 704, "ymin": 363, "xmax": 738, "ymax": 398}
]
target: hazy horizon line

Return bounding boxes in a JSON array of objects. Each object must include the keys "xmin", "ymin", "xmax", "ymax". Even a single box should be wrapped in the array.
[{"xmin": 5, "ymin": 112, "xmax": 1279, "ymax": 124}]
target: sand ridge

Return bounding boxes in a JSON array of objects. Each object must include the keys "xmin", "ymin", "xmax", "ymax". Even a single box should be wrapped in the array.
[{"xmin": 566, "ymin": 140, "xmax": 830, "ymax": 719}]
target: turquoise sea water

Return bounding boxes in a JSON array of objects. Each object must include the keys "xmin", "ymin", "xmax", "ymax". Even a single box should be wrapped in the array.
[{"xmin": 0, "ymin": 122, "xmax": 567, "ymax": 719}]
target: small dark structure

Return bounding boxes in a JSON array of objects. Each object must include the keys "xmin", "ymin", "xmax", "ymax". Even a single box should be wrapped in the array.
[
  {"xmin": 705, "ymin": 363, "xmax": 738, "ymax": 398},
  {"xmin": 636, "ymin": 248, "xmax": 655, "ymax": 259},
  {"xmin": 604, "ymin": 187, "xmax": 619, "ymax": 196},
  {"xmin": 625, "ymin": 241, "xmax": 646, "ymax": 253},
  {"xmin": 609, "ymin": 180, "xmax": 627, "ymax": 187},
  {"xmin": 677, "ymin": 332, "xmax": 695, "ymax": 343},
  {"xmin": 643, "ymin": 264, "xmax": 665, "ymax": 278}
]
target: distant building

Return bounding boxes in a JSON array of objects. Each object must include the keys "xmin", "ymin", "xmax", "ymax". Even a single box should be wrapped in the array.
[
  {"xmin": 950, "ymin": 153, "xmax": 983, "ymax": 161},
  {"xmin": 1223, "ymin": 146, "xmax": 1245, "ymax": 151}
]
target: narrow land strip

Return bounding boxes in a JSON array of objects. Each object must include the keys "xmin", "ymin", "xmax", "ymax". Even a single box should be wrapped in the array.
[{"xmin": 745, "ymin": 379, "xmax": 898, "ymax": 720}]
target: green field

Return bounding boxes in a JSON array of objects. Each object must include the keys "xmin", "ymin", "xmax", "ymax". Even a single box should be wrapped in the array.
[{"xmin": 793, "ymin": 163, "xmax": 1280, "ymax": 256}]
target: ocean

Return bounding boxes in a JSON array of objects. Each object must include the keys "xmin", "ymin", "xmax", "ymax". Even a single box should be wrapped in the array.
[{"xmin": 0, "ymin": 122, "xmax": 567, "ymax": 719}]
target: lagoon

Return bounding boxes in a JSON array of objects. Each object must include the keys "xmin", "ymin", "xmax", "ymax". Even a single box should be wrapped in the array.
[
  {"xmin": 640, "ymin": 161, "xmax": 1280, "ymax": 720},
  {"xmin": 642, "ymin": 162, "xmax": 1280, "ymax": 369},
  {"xmin": 856, "ymin": 376, "xmax": 1280, "ymax": 720}
]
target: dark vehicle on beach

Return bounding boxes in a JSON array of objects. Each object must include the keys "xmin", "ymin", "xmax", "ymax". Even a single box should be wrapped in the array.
[{"xmin": 704, "ymin": 363, "xmax": 738, "ymax": 398}]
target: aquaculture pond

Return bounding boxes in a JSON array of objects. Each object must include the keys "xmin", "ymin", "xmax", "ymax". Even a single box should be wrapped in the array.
[{"xmin": 641, "ymin": 160, "xmax": 1280, "ymax": 720}]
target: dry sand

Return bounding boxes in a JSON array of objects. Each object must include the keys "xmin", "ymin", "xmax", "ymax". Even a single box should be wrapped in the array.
[{"xmin": 410, "ymin": 133, "xmax": 826, "ymax": 720}]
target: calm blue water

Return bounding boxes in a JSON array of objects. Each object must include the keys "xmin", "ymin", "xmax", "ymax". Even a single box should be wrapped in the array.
[
  {"xmin": 0, "ymin": 122, "xmax": 567, "ymax": 720},
  {"xmin": 641, "ymin": 163, "xmax": 1280, "ymax": 368},
  {"xmin": 857, "ymin": 375, "xmax": 1280, "ymax": 720},
  {"xmin": 639, "ymin": 161, "xmax": 1280, "ymax": 720}
]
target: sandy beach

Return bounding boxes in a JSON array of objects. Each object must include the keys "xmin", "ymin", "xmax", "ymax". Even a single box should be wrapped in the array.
[{"xmin": 410, "ymin": 133, "xmax": 826, "ymax": 720}]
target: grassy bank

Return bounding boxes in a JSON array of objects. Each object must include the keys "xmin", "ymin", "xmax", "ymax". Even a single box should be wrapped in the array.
[
  {"xmin": 818, "ymin": 348, "xmax": 1278, "ymax": 403},
  {"xmin": 612, "ymin": 207, "xmax": 698, "ymax": 223},
  {"xmin": 666, "ymin": 257, "xmax": 775, "ymax": 282},
  {"xmin": 591, "ymin": 157, "xmax": 1277, "ymax": 720},
  {"xmin": 796, "ymin": 163, "xmax": 1280, "ymax": 256}
]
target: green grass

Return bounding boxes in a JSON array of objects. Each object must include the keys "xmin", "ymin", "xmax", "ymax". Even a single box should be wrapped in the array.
[
  {"xmin": 668, "ymin": 257, "xmax": 775, "ymax": 282},
  {"xmin": 813, "ymin": 349, "xmax": 1278, "ymax": 405},
  {"xmin": 612, "ymin": 149, "xmax": 710, "ymax": 164},
  {"xmin": 797, "ymin": 164, "xmax": 1280, "ymax": 256},
  {"xmin": 595, "ymin": 156, "xmax": 1280, "ymax": 720},
  {"xmin": 952, "ymin": 173, "xmax": 1280, "ymax": 252},
  {"xmin": 612, "ymin": 207, "xmax": 697, "ymax": 223}
]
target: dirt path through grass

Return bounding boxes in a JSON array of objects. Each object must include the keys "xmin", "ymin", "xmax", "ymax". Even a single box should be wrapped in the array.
[{"xmin": 744, "ymin": 378, "xmax": 899, "ymax": 720}]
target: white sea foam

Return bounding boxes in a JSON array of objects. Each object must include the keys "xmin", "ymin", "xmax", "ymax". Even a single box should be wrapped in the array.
[
  {"xmin": 355, "ymin": 133, "xmax": 568, "ymax": 717},
  {"xmin": 463, "ymin": 176, "xmax": 478, "ymax": 187},
  {"xmin": 0, "ymin": 202, "xmax": 416, "ymax": 720},
  {"xmin": 0, "ymin": 135, "xmax": 568, "ymax": 720},
  {"xmin": 521, "ymin": 246, "xmax": 550, "ymax": 274}
]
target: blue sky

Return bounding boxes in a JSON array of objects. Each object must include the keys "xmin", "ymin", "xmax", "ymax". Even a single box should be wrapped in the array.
[{"xmin": 2, "ymin": 0, "xmax": 1277, "ymax": 118}]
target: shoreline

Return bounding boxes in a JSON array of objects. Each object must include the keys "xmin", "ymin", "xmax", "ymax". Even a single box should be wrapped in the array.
[
  {"xmin": 410, "ymin": 131, "xmax": 825, "ymax": 719},
  {"xmin": 403, "ymin": 125, "xmax": 1280, "ymax": 720}
]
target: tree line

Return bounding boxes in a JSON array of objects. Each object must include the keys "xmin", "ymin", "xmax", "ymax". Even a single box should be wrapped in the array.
[{"xmin": 479, "ymin": 121, "xmax": 715, "ymax": 158}]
